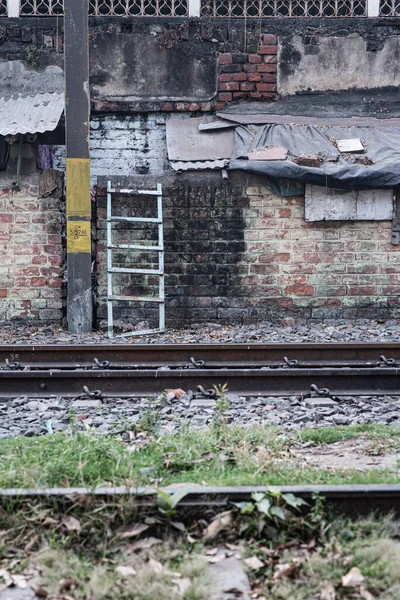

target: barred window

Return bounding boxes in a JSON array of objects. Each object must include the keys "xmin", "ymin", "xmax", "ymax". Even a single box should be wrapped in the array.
[
  {"xmin": 20, "ymin": 0, "xmax": 64, "ymax": 14},
  {"xmin": 20, "ymin": 0, "xmax": 188, "ymax": 15},
  {"xmin": 201, "ymin": 0, "xmax": 366, "ymax": 16},
  {"xmin": 379, "ymin": 0, "xmax": 400, "ymax": 14}
]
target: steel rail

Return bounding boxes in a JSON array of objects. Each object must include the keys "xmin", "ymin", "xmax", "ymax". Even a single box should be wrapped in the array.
[
  {"xmin": 0, "ymin": 366, "xmax": 399, "ymax": 397},
  {"xmin": 1, "ymin": 342, "xmax": 400, "ymax": 368},
  {"xmin": 0, "ymin": 485, "xmax": 399, "ymax": 516}
]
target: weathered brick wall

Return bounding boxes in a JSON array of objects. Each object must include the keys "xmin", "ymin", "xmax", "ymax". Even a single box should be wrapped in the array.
[
  {"xmin": 0, "ymin": 187, "xmax": 63, "ymax": 323},
  {"xmin": 52, "ymin": 114, "xmax": 168, "ymax": 181},
  {"xmin": 96, "ymin": 173, "xmax": 400, "ymax": 327}
]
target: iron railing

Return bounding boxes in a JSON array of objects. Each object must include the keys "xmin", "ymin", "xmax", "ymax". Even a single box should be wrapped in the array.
[
  {"xmin": 201, "ymin": 0, "xmax": 366, "ymax": 16},
  {"xmin": 0, "ymin": 0, "xmax": 7, "ymax": 15},
  {"xmin": 20, "ymin": 0, "xmax": 188, "ymax": 15}
]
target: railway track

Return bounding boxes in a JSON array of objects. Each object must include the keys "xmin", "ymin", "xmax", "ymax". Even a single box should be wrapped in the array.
[
  {"xmin": 1, "ymin": 484, "xmax": 400, "ymax": 517},
  {"xmin": 0, "ymin": 343, "xmax": 399, "ymax": 397}
]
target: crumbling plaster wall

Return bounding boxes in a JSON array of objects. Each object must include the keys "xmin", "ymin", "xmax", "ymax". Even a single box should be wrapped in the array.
[{"xmin": 278, "ymin": 34, "xmax": 400, "ymax": 95}]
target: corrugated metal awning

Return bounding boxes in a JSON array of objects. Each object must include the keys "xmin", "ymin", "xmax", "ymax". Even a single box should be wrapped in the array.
[{"xmin": 0, "ymin": 92, "xmax": 65, "ymax": 136}]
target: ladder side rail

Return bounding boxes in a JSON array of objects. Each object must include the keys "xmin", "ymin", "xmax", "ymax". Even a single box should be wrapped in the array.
[
  {"xmin": 157, "ymin": 183, "xmax": 165, "ymax": 333},
  {"xmin": 106, "ymin": 181, "xmax": 114, "ymax": 338}
]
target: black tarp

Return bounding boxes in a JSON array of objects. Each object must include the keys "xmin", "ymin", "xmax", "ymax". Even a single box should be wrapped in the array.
[{"xmin": 230, "ymin": 124, "xmax": 400, "ymax": 194}]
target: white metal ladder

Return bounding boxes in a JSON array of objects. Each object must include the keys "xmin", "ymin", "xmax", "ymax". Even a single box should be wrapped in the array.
[{"xmin": 106, "ymin": 180, "xmax": 165, "ymax": 338}]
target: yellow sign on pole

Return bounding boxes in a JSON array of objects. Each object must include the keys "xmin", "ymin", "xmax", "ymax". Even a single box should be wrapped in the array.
[
  {"xmin": 66, "ymin": 158, "xmax": 91, "ymax": 217},
  {"xmin": 67, "ymin": 220, "xmax": 91, "ymax": 253}
]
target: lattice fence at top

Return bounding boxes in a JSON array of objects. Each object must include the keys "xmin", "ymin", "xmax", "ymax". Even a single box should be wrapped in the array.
[
  {"xmin": 0, "ymin": 0, "xmax": 6, "ymax": 15},
  {"xmin": 379, "ymin": 0, "xmax": 400, "ymax": 14},
  {"xmin": 201, "ymin": 0, "xmax": 366, "ymax": 15},
  {"xmin": 20, "ymin": 0, "xmax": 188, "ymax": 15}
]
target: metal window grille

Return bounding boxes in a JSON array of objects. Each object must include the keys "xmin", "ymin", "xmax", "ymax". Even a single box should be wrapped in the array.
[
  {"xmin": 379, "ymin": 0, "xmax": 400, "ymax": 14},
  {"xmin": 201, "ymin": 0, "xmax": 366, "ymax": 15},
  {"xmin": 0, "ymin": 0, "xmax": 6, "ymax": 15},
  {"xmin": 20, "ymin": 0, "xmax": 64, "ymax": 14},
  {"xmin": 20, "ymin": 0, "xmax": 188, "ymax": 15},
  {"xmin": 89, "ymin": 0, "xmax": 188, "ymax": 16}
]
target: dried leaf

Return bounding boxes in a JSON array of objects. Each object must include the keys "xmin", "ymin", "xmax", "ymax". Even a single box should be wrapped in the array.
[
  {"xmin": 244, "ymin": 556, "xmax": 264, "ymax": 570},
  {"xmin": 33, "ymin": 585, "xmax": 49, "ymax": 598},
  {"xmin": 273, "ymin": 562, "xmax": 298, "ymax": 580},
  {"xmin": 117, "ymin": 523, "xmax": 150, "ymax": 539},
  {"xmin": 0, "ymin": 530, "xmax": 7, "ymax": 539},
  {"xmin": 203, "ymin": 510, "xmax": 233, "ymax": 539},
  {"xmin": 359, "ymin": 586, "xmax": 374, "ymax": 600},
  {"xmin": 126, "ymin": 537, "xmax": 161, "ymax": 553},
  {"xmin": 0, "ymin": 570, "xmax": 12, "ymax": 587},
  {"xmin": 11, "ymin": 575, "xmax": 28, "ymax": 589},
  {"xmin": 24, "ymin": 534, "xmax": 40, "ymax": 554},
  {"xmin": 62, "ymin": 516, "xmax": 81, "ymax": 533},
  {"xmin": 187, "ymin": 535, "xmax": 197, "ymax": 544},
  {"xmin": 320, "ymin": 580, "xmax": 336, "ymax": 600},
  {"xmin": 342, "ymin": 567, "xmax": 364, "ymax": 588},
  {"xmin": 206, "ymin": 554, "xmax": 227, "ymax": 564},
  {"xmin": 171, "ymin": 521, "xmax": 186, "ymax": 532},
  {"xmin": 205, "ymin": 548, "xmax": 218, "ymax": 556},
  {"xmin": 148, "ymin": 558, "xmax": 164, "ymax": 574},
  {"xmin": 173, "ymin": 577, "xmax": 192, "ymax": 595},
  {"xmin": 167, "ymin": 388, "xmax": 186, "ymax": 400},
  {"xmin": 115, "ymin": 565, "xmax": 137, "ymax": 577}
]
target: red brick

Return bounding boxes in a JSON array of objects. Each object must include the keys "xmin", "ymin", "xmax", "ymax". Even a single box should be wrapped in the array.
[
  {"xmin": 248, "ymin": 54, "xmax": 262, "ymax": 63},
  {"xmin": 285, "ymin": 285, "xmax": 315, "ymax": 296},
  {"xmin": 263, "ymin": 34, "xmax": 277, "ymax": 44},
  {"xmin": 257, "ymin": 83, "xmax": 277, "ymax": 92},
  {"xmin": 233, "ymin": 72, "xmax": 247, "ymax": 81},
  {"xmin": 263, "ymin": 55, "xmax": 277, "ymax": 63},
  {"xmin": 250, "ymin": 92, "xmax": 262, "ymax": 99},
  {"xmin": 213, "ymin": 102, "xmax": 226, "ymax": 110},
  {"xmin": 243, "ymin": 64, "xmax": 258, "ymax": 73},
  {"xmin": 31, "ymin": 277, "xmax": 46, "ymax": 287},
  {"xmin": 219, "ymin": 64, "xmax": 243, "ymax": 73},
  {"xmin": 240, "ymin": 82, "xmax": 255, "ymax": 91},
  {"xmin": 257, "ymin": 63, "xmax": 277, "ymax": 73},
  {"xmin": 261, "ymin": 73, "xmax": 276, "ymax": 83},
  {"xmin": 233, "ymin": 91, "xmax": 247, "ymax": 99},
  {"xmin": 201, "ymin": 102, "xmax": 212, "ymax": 111},
  {"xmin": 219, "ymin": 53, "xmax": 232, "ymax": 65},
  {"xmin": 218, "ymin": 92, "xmax": 232, "ymax": 102},
  {"xmin": 347, "ymin": 286, "xmax": 377, "ymax": 296},
  {"xmin": 220, "ymin": 73, "xmax": 233, "ymax": 82},
  {"xmin": 279, "ymin": 209, "xmax": 292, "ymax": 218},
  {"xmin": 275, "ymin": 253, "xmax": 291, "ymax": 262},
  {"xmin": 0, "ymin": 289, "xmax": 7, "ymax": 298},
  {"xmin": 259, "ymin": 45, "xmax": 278, "ymax": 54},
  {"xmin": 0, "ymin": 214, "xmax": 12, "ymax": 222},
  {"xmin": 47, "ymin": 278, "xmax": 62, "ymax": 288},
  {"xmin": 175, "ymin": 102, "xmax": 186, "ymax": 111},
  {"xmin": 248, "ymin": 73, "xmax": 262, "ymax": 82},
  {"xmin": 187, "ymin": 103, "xmax": 200, "ymax": 111},
  {"xmin": 220, "ymin": 82, "xmax": 239, "ymax": 91},
  {"xmin": 161, "ymin": 102, "xmax": 174, "ymax": 111},
  {"xmin": 261, "ymin": 92, "xmax": 276, "ymax": 100}
]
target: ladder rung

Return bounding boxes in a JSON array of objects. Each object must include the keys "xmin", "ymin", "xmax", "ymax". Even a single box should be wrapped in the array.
[
  {"xmin": 109, "ymin": 267, "xmax": 164, "ymax": 275},
  {"xmin": 107, "ymin": 244, "xmax": 163, "ymax": 251},
  {"xmin": 110, "ymin": 188, "xmax": 160, "ymax": 196},
  {"xmin": 109, "ymin": 216, "xmax": 161, "ymax": 223},
  {"xmin": 109, "ymin": 295, "xmax": 164, "ymax": 303}
]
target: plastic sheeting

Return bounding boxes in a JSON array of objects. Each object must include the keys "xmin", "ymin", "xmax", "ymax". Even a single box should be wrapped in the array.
[{"xmin": 230, "ymin": 124, "xmax": 400, "ymax": 191}]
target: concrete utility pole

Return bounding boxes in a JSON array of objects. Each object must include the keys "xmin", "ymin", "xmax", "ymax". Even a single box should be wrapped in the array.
[{"xmin": 64, "ymin": 0, "xmax": 92, "ymax": 333}]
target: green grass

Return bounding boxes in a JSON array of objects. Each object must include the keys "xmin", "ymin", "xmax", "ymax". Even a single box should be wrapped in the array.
[{"xmin": 0, "ymin": 424, "xmax": 400, "ymax": 489}]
